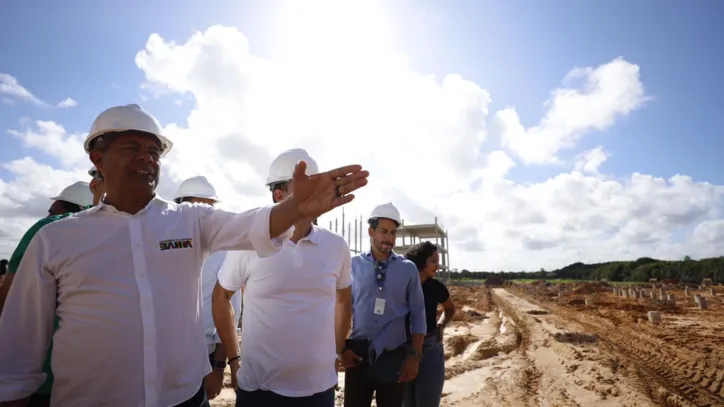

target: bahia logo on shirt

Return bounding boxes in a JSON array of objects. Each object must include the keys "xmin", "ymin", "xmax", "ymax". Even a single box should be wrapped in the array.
[{"xmin": 159, "ymin": 238, "xmax": 193, "ymax": 251}]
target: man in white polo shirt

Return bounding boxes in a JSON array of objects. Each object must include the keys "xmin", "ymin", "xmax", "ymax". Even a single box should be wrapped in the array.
[
  {"xmin": 213, "ymin": 148, "xmax": 354, "ymax": 407},
  {"xmin": 0, "ymin": 105, "xmax": 368, "ymax": 407}
]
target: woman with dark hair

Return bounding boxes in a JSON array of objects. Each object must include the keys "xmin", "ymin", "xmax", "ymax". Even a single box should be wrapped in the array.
[{"xmin": 403, "ymin": 241, "xmax": 456, "ymax": 407}]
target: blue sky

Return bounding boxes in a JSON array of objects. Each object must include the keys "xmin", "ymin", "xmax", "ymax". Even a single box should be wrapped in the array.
[
  {"xmin": 2, "ymin": 0, "xmax": 724, "ymax": 270},
  {"xmin": 1, "ymin": 0, "xmax": 723, "ymax": 187}
]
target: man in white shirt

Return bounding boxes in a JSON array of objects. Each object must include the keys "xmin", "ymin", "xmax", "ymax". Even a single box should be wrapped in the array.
[
  {"xmin": 173, "ymin": 176, "xmax": 242, "ymax": 400},
  {"xmin": 0, "ymin": 105, "xmax": 368, "ymax": 407},
  {"xmin": 212, "ymin": 148, "xmax": 354, "ymax": 407}
]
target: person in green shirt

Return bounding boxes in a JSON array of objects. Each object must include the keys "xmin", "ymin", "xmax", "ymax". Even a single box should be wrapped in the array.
[
  {"xmin": 0, "ymin": 177, "xmax": 96, "ymax": 313},
  {"xmin": 0, "ymin": 169, "xmax": 104, "ymax": 407}
]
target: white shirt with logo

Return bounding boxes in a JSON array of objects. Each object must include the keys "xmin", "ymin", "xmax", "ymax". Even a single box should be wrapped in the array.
[
  {"xmin": 218, "ymin": 225, "xmax": 352, "ymax": 397},
  {"xmin": 0, "ymin": 196, "xmax": 284, "ymax": 407},
  {"xmin": 202, "ymin": 251, "xmax": 241, "ymax": 354}
]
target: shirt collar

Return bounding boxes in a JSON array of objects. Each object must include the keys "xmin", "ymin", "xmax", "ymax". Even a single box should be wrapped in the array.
[
  {"xmin": 363, "ymin": 249, "xmax": 399, "ymax": 263},
  {"xmin": 306, "ymin": 225, "xmax": 321, "ymax": 245},
  {"xmin": 87, "ymin": 193, "xmax": 166, "ymax": 216},
  {"xmin": 295, "ymin": 224, "xmax": 322, "ymax": 245}
]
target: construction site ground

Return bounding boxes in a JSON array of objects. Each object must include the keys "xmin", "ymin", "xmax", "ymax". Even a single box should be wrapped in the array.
[{"xmin": 211, "ymin": 282, "xmax": 724, "ymax": 407}]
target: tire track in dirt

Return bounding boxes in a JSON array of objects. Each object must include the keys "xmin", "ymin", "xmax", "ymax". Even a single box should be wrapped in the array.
[
  {"xmin": 441, "ymin": 286, "xmax": 661, "ymax": 407},
  {"xmin": 603, "ymin": 328, "xmax": 722, "ymax": 407},
  {"xmin": 595, "ymin": 323, "xmax": 721, "ymax": 406},
  {"xmin": 515, "ymin": 289, "xmax": 724, "ymax": 407},
  {"xmin": 443, "ymin": 287, "xmax": 522, "ymax": 382},
  {"xmin": 440, "ymin": 286, "xmax": 539, "ymax": 407},
  {"xmin": 602, "ymin": 335, "xmax": 701, "ymax": 407},
  {"xmin": 490, "ymin": 288, "xmax": 542, "ymax": 406},
  {"xmin": 492, "ymin": 288, "xmax": 666, "ymax": 407}
]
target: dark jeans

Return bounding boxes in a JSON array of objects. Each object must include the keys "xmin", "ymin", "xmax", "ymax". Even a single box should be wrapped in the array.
[
  {"xmin": 27, "ymin": 394, "xmax": 50, "ymax": 407},
  {"xmin": 29, "ymin": 385, "xmax": 208, "ymax": 407},
  {"xmin": 175, "ymin": 384, "xmax": 210, "ymax": 407},
  {"xmin": 403, "ymin": 336, "xmax": 445, "ymax": 407},
  {"xmin": 343, "ymin": 363, "xmax": 404, "ymax": 407},
  {"xmin": 235, "ymin": 386, "xmax": 335, "ymax": 407}
]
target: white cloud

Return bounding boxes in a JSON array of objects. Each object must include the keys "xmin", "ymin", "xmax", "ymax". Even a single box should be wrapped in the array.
[
  {"xmin": 0, "ymin": 157, "xmax": 90, "ymax": 257},
  {"xmin": 474, "ymin": 150, "xmax": 517, "ymax": 181},
  {"xmin": 691, "ymin": 220, "xmax": 724, "ymax": 251},
  {"xmin": 496, "ymin": 57, "xmax": 649, "ymax": 165},
  {"xmin": 0, "ymin": 73, "xmax": 45, "ymax": 106},
  {"xmin": 0, "ymin": 73, "xmax": 78, "ymax": 109},
  {"xmin": 1, "ymin": 26, "xmax": 723, "ymax": 272},
  {"xmin": 574, "ymin": 146, "xmax": 608, "ymax": 175},
  {"xmin": 56, "ymin": 97, "xmax": 78, "ymax": 108},
  {"xmin": 7, "ymin": 120, "xmax": 88, "ymax": 167}
]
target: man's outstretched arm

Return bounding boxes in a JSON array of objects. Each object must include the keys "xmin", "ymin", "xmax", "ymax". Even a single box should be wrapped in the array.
[{"xmin": 200, "ymin": 163, "xmax": 369, "ymax": 257}]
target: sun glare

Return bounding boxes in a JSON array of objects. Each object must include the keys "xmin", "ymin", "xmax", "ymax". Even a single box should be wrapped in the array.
[
  {"xmin": 270, "ymin": 0, "xmax": 402, "ymax": 137},
  {"xmin": 276, "ymin": 0, "xmax": 394, "ymax": 69}
]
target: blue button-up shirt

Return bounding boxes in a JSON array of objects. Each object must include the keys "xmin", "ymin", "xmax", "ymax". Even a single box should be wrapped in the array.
[{"xmin": 349, "ymin": 250, "xmax": 426, "ymax": 359}]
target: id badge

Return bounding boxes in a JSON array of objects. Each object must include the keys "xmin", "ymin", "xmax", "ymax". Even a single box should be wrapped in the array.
[{"xmin": 373, "ymin": 298, "xmax": 386, "ymax": 315}]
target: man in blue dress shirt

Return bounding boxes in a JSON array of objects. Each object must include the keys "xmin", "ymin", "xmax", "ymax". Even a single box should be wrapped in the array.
[{"xmin": 340, "ymin": 202, "xmax": 426, "ymax": 407}]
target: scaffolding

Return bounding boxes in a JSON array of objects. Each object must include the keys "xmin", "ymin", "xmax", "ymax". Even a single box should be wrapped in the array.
[
  {"xmin": 327, "ymin": 208, "xmax": 365, "ymax": 255},
  {"xmin": 325, "ymin": 209, "xmax": 451, "ymax": 281}
]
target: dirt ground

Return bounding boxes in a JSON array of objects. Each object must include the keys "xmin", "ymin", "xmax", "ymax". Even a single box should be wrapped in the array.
[{"xmin": 210, "ymin": 283, "xmax": 724, "ymax": 407}]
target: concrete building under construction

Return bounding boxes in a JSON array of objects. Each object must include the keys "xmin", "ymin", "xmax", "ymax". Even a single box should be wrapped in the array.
[{"xmin": 325, "ymin": 209, "xmax": 451, "ymax": 281}]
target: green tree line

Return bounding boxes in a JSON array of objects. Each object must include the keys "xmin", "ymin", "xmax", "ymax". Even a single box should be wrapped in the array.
[{"xmin": 452, "ymin": 255, "xmax": 723, "ymax": 284}]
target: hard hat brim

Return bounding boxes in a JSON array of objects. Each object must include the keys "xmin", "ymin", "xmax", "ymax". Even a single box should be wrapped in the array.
[
  {"xmin": 49, "ymin": 196, "xmax": 88, "ymax": 207},
  {"xmin": 368, "ymin": 216, "xmax": 401, "ymax": 227},
  {"xmin": 173, "ymin": 195, "xmax": 221, "ymax": 203},
  {"xmin": 84, "ymin": 131, "xmax": 174, "ymax": 158},
  {"xmin": 265, "ymin": 178, "xmax": 292, "ymax": 187}
]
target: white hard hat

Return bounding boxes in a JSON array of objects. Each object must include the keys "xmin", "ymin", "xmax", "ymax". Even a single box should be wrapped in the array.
[
  {"xmin": 266, "ymin": 148, "xmax": 320, "ymax": 187},
  {"xmin": 83, "ymin": 104, "xmax": 173, "ymax": 157},
  {"xmin": 369, "ymin": 202, "xmax": 402, "ymax": 226},
  {"xmin": 174, "ymin": 176, "xmax": 220, "ymax": 202},
  {"xmin": 50, "ymin": 181, "xmax": 93, "ymax": 207}
]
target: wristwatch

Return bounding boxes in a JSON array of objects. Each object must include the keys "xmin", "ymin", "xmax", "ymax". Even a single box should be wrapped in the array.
[
  {"xmin": 210, "ymin": 359, "xmax": 226, "ymax": 370},
  {"xmin": 336, "ymin": 347, "xmax": 348, "ymax": 361}
]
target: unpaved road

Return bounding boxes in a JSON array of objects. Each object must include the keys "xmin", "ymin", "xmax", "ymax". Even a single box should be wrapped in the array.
[
  {"xmin": 443, "ymin": 285, "xmax": 724, "ymax": 407},
  {"xmin": 442, "ymin": 288, "xmax": 656, "ymax": 407},
  {"xmin": 211, "ymin": 285, "xmax": 724, "ymax": 406}
]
